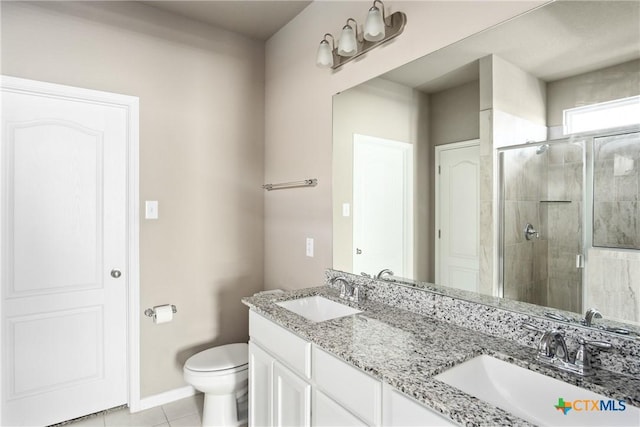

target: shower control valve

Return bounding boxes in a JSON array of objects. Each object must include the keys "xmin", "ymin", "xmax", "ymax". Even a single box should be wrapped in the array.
[{"xmin": 524, "ymin": 223, "xmax": 539, "ymax": 240}]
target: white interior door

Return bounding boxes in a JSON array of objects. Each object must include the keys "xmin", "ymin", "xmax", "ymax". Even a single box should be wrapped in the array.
[
  {"xmin": 435, "ymin": 141, "xmax": 480, "ymax": 291},
  {"xmin": 353, "ymin": 134, "xmax": 413, "ymax": 278},
  {"xmin": 1, "ymin": 78, "xmax": 132, "ymax": 426}
]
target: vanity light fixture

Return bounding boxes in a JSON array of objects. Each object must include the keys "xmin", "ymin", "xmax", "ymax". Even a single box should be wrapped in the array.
[
  {"xmin": 364, "ymin": 0, "xmax": 386, "ymax": 41},
  {"xmin": 316, "ymin": 34, "xmax": 335, "ymax": 67},
  {"xmin": 315, "ymin": 0, "xmax": 406, "ymax": 70},
  {"xmin": 337, "ymin": 18, "xmax": 359, "ymax": 57}
]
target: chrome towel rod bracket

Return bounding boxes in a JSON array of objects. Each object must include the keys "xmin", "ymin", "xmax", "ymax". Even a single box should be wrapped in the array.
[{"xmin": 262, "ymin": 178, "xmax": 318, "ymax": 191}]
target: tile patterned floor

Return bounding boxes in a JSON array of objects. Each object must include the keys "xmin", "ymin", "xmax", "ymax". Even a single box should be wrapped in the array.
[{"xmin": 66, "ymin": 394, "xmax": 204, "ymax": 427}]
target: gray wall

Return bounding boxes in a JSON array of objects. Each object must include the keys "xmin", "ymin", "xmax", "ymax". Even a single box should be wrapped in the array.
[
  {"xmin": 429, "ymin": 80, "xmax": 480, "ymax": 146},
  {"xmin": 547, "ymin": 59, "xmax": 640, "ymax": 130},
  {"xmin": 1, "ymin": 1, "xmax": 265, "ymax": 397}
]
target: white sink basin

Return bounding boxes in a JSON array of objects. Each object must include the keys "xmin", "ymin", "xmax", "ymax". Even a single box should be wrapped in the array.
[
  {"xmin": 435, "ymin": 355, "xmax": 639, "ymax": 426},
  {"xmin": 276, "ymin": 296, "xmax": 361, "ymax": 322}
]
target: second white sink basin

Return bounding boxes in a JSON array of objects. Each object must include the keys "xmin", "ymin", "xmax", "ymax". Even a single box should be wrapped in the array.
[
  {"xmin": 276, "ymin": 296, "xmax": 361, "ymax": 322},
  {"xmin": 435, "ymin": 355, "xmax": 639, "ymax": 426}
]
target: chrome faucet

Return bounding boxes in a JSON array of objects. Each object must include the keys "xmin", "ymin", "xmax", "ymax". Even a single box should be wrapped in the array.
[
  {"xmin": 538, "ymin": 330, "xmax": 570, "ymax": 363},
  {"xmin": 331, "ymin": 276, "xmax": 361, "ymax": 303},
  {"xmin": 583, "ymin": 308, "xmax": 602, "ymax": 327},
  {"xmin": 376, "ymin": 269, "xmax": 394, "ymax": 279},
  {"xmin": 522, "ymin": 322, "xmax": 612, "ymax": 376}
]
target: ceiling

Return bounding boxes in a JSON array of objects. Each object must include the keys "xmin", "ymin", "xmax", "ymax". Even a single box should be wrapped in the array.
[
  {"xmin": 143, "ymin": 0, "xmax": 312, "ymax": 40},
  {"xmin": 382, "ymin": 1, "xmax": 640, "ymax": 93}
]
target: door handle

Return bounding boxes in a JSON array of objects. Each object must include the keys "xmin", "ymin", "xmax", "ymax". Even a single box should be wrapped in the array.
[{"xmin": 110, "ymin": 269, "xmax": 122, "ymax": 279}]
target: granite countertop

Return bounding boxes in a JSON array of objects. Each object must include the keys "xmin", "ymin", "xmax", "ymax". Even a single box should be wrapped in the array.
[{"xmin": 242, "ymin": 286, "xmax": 640, "ymax": 427}]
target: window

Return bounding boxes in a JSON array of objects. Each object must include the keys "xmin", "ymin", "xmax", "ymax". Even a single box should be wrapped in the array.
[{"xmin": 563, "ymin": 95, "xmax": 640, "ymax": 135}]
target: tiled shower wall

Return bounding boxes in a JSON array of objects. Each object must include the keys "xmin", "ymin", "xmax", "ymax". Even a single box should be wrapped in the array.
[
  {"xmin": 587, "ymin": 248, "xmax": 640, "ymax": 323},
  {"xmin": 593, "ymin": 131, "xmax": 640, "ymax": 249}
]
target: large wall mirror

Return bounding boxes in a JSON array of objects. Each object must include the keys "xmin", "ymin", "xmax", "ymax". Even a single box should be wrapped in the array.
[{"xmin": 332, "ymin": 1, "xmax": 640, "ymax": 331}]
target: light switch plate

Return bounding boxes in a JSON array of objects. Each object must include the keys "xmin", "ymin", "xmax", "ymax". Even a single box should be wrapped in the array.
[
  {"xmin": 306, "ymin": 237, "xmax": 314, "ymax": 257},
  {"xmin": 145, "ymin": 201, "xmax": 158, "ymax": 219}
]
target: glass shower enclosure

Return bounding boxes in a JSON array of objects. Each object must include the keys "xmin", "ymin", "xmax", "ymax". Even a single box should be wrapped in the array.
[{"xmin": 498, "ymin": 126, "xmax": 639, "ymax": 316}]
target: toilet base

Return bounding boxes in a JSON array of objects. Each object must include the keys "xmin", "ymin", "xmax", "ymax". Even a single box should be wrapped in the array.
[{"xmin": 202, "ymin": 393, "xmax": 247, "ymax": 427}]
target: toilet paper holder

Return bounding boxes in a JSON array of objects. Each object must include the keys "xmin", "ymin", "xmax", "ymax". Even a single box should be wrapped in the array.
[{"xmin": 144, "ymin": 305, "xmax": 177, "ymax": 317}]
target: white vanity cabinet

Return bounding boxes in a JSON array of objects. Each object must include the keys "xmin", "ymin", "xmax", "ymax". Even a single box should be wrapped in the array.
[
  {"xmin": 272, "ymin": 361, "xmax": 312, "ymax": 426},
  {"xmin": 248, "ymin": 341, "xmax": 272, "ymax": 426},
  {"xmin": 248, "ymin": 310, "xmax": 457, "ymax": 427},
  {"xmin": 248, "ymin": 311, "xmax": 311, "ymax": 427}
]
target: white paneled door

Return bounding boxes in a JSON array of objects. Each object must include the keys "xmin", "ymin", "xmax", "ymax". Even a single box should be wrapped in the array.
[
  {"xmin": 435, "ymin": 140, "xmax": 480, "ymax": 292},
  {"xmin": 1, "ymin": 77, "xmax": 137, "ymax": 426},
  {"xmin": 353, "ymin": 134, "xmax": 413, "ymax": 279}
]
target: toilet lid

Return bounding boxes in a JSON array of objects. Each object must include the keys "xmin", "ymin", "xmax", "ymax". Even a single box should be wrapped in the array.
[{"xmin": 185, "ymin": 343, "xmax": 248, "ymax": 372}]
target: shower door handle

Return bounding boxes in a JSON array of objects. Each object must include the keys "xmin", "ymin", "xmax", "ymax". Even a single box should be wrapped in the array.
[{"xmin": 576, "ymin": 254, "xmax": 584, "ymax": 269}]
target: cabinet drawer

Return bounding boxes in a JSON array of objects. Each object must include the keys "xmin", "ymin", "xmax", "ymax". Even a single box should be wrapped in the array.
[
  {"xmin": 313, "ymin": 390, "xmax": 367, "ymax": 427},
  {"xmin": 382, "ymin": 384, "xmax": 458, "ymax": 426},
  {"xmin": 312, "ymin": 346, "xmax": 381, "ymax": 426},
  {"xmin": 249, "ymin": 310, "xmax": 311, "ymax": 378}
]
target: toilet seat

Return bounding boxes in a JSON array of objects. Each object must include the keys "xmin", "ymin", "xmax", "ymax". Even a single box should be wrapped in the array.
[{"xmin": 184, "ymin": 343, "xmax": 248, "ymax": 373}]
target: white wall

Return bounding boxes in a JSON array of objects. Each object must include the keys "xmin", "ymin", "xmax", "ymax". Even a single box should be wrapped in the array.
[
  {"xmin": 264, "ymin": 0, "xmax": 547, "ymax": 290},
  {"xmin": 1, "ymin": 1, "xmax": 265, "ymax": 397}
]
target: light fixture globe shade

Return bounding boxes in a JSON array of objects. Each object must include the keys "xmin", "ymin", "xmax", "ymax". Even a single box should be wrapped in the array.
[
  {"xmin": 316, "ymin": 40, "xmax": 333, "ymax": 68},
  {"xmin": 337, "ymin": 25, "xmax": 357, "ymax": 57},
  {"xmin": 364, "ymin": 7, "xmax": 385, "ymax": 41}
]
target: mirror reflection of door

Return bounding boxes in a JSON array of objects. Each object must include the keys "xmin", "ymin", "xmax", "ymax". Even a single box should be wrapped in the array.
[
  {"xmin": 353, "ymin": 134, "xmax": 413, "ymax": 278},
  {"xmin": 435, "ymin": 140, "xmax": 480, "ymax": 291}
]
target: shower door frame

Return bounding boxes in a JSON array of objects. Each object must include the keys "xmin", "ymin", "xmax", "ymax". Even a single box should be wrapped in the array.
[{"xmin": 497, "ymin": 136, "xmax": 588, "ymax": 309}]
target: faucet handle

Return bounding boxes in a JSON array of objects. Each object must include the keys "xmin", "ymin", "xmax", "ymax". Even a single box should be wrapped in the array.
[
  {"xmin": 522, "ymin": 322, "xmax": 545, "ymax": 333},
  {"xmin": 353, "ymin": 284, "xmax": 360, "ymax": 302},
  {"xmin": 574, "ymin": 337, "xmax": 612, "ymax": 374},
  {"xmin": 583, "ymin": 307, "xmax": 603, "ymax": 326},
  {"xmin": 577, "ymin": 337, "xmax": 612, "ymax": 350}
]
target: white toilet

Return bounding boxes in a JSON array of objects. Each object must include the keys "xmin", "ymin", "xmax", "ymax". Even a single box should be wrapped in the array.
[{"xmin": 183, "ymin": 343, "xmax": 248, "ymax": 427}]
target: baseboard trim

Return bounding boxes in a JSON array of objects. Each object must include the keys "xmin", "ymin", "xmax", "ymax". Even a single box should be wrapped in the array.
[{"xmin": 132, "ymin": 385, "xmax": 196, "ymax": 412}]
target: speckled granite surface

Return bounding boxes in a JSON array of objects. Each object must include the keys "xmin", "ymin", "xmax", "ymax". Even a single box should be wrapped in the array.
[
  {"xmin": 325, "ymin": 270, "xmax": 640, "ymax": 378},
  {"xmin": 242, "ymin": 286, "xmax": 640, "ymax": 427}
]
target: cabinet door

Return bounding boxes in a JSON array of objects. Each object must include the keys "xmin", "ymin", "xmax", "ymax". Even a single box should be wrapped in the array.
[
  {"xmin": 249, "ymin": 341, "xmax": 273, "ymax": 427},
  {"xmin": 313, "ymin": 390, "xmax": 367, "ymax": 427},
  {"xmin": 273, "ymin": 361, "xmax": 311, "ymax": 427}
]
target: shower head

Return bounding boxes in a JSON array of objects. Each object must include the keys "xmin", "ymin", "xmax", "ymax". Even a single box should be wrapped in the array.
[{"xmin": 536, "ymin": 144, "xmax": 549, "ymax": 155}]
